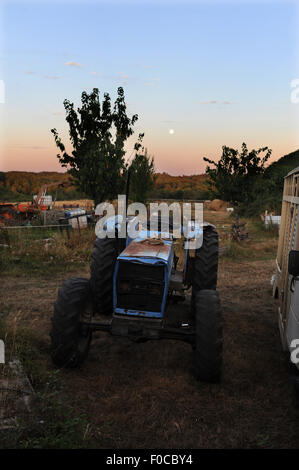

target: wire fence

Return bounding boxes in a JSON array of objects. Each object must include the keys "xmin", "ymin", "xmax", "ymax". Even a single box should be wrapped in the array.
[{"xmin": 0, "ymin": 218, "xmax": 96, "ymax": 268}]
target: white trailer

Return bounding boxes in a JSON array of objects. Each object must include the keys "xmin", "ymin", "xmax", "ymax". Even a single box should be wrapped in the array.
[{"xmin": 272, "ymin": 166, "xmax": 299, "ymax": 376}]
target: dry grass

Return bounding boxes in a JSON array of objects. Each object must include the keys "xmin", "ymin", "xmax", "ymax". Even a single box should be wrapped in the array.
[
  {"xmin": 1, "ymin": 257, "xmax": 299, "ymax": 448},
  {"xmin": 1, "ymin": 227, "xmax": 96, "ymax": 276},
  {"xmin": 53, "ymin": 199, "xmax": 94, "ymax": 210},
  {"xmin": 1, "ymin": 206, "xmax": 290, "ymax": 449}
]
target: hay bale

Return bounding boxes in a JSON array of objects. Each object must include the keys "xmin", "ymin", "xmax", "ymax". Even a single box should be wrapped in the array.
[
  {"xmin": 203, "ymin": 200, "xmax": 212, "ymax": 210},
  {"xmin": 209, "ymin": 199, "xmax": 227, "ymax": 211}
]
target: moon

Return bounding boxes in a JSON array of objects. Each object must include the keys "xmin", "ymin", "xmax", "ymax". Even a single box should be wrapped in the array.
[{"xmin": 169, "ymin": 129, "xmax": 174, "ymax": 135}]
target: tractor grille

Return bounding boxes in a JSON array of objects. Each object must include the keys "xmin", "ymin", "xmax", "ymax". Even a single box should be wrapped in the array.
[{"xmin": 116, "ymin": 261, "xmax": 165, "ymax": 312}]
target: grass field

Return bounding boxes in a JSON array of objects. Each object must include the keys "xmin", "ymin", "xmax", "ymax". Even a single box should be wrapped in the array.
[{"xmin": 2, "ymin": 209, "xmax": 297, "ymax": 449}]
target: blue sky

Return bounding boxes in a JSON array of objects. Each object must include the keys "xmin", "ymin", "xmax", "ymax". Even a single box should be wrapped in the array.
[{"xmin": 1, "ymin": 0, "xmax": 298, "ymax": 174}]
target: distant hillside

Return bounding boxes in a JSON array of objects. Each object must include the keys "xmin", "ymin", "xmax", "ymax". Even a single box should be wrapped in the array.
[
  {"xmin": 0, "ymin": 171, "xmax": 71, "ymax": 194},
  {"xmin": 265, "ymin": 149, "xmax": 299, "ymax": 189},
  {"xmin": 151, "ymin": 173, "xmax": 210, "ymax": 199},
  {"xmin": 0, "ymin": 171, "xmax": 80, "ymax": 202},
  {"xmin": 0, "ymin": 170, "xmax": 210, "ymax": 202}
]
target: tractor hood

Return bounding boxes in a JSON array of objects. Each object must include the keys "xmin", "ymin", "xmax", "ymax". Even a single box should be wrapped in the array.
[{"xmin": 118, "ymin": 239, "xmax": 172, "ymax": 265}]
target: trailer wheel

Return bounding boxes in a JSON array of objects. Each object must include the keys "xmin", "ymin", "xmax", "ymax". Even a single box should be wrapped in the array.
[
  {"xmin": 50, "ymin": 278, "xmax": 92, "ymax": 368},
  {"xmin": 194, "ymin": 289, "xmax": 223, "ymax": 383},
  {"xmin": 90, "ymin": 237, "xmax": 118, "ymax": 315}
]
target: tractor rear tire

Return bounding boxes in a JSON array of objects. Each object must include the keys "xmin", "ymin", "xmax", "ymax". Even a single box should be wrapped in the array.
[
  {"xmin": 50, "ymin": 277, "xmax": 92, "ymax": 368},
  {"xmin": 193, "ymin": 226, "xmax": 219, "ymax": 292},
  {"xmin": 194, "ymin": 289, "xmax": 223, "ymax": 383},
  {"xmin": 90, "ymin": 237, "xmax": 118, "ymax": 315}
]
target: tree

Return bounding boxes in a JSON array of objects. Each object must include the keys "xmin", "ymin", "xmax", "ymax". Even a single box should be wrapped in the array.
[
  {"xmin": 51, "ymin": 87, "xmax": 143, "ymax": 205},
  {"xmin": 204, "ymin": 143, "xmax": 272, "ymax": 208},
  {"xmin": 129, "ymin": 148, "xmax": 155, "ymax": 204},
  {"xmin": 0, "ymin": 172, "xmax": 6, "ymax": 186}
]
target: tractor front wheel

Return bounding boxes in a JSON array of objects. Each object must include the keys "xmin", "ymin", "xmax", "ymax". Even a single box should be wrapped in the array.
[
  {"xmin": 194, "ymin": 289, "xmax": 223, "ymax": 383},
  {"xmin": 50, "ymin": 277, "xmax": 92, "ymax": 368}
]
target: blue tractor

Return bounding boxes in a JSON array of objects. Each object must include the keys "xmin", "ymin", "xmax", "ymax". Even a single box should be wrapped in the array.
[{"xmin": 50, "ymin": 214, "xmax": 222, "ymax": 382}]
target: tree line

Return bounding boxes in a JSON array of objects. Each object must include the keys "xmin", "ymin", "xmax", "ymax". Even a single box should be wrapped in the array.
[{"xmin": 0, "ymin": 171, "xmax": 210, "ymax": 203}]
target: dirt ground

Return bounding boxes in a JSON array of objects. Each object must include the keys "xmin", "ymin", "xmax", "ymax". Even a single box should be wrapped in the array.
[{"xmin": 1, "ymin": 254, "xmax": 299, "ymax": 448}]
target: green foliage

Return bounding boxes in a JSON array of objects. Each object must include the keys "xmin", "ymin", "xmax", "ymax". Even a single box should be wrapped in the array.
[
  {"xmin": 238, "ymin": 177, "xmax": 280, "ymax": 216},
  {"xmin": 48, "ymin": 187, "xmax": 85, "ymax": 201},
  {"xmin": 264, "ymin": 149, "xmax": 299, "ymax": 193},
  {"xmin": 51, "ymin": 87, "xmax": 143, "ymax": 205},
  {"xmin": 0, "ymin": 187, "xmax": 32, "ymax": 202},
  {"xmin": 204, "ymin": 146, "xmax": 299, "ymax": 215},
  {"xmin": 204, "ymin": 143, "xmax": 272, "ymax": 208},
  {"xmin": 238, "ymin": 149, "xmax": 299, "ymax": 215},
  {"xmin": 130, "ymin": 148, "xmax": 155, "ymax": 203},
  {"xmin": 0, "ymin": 171, "xmax": 72, "ymax": 202},
  {"xmin": 0, "ymin": 172, "xmax": 6, "ymax": 185}
]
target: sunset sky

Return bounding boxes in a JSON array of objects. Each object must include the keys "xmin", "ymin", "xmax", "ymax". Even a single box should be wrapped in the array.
[{"xmin": 1, "ymin": 0, "xmax": 299, "ymax": 175}]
